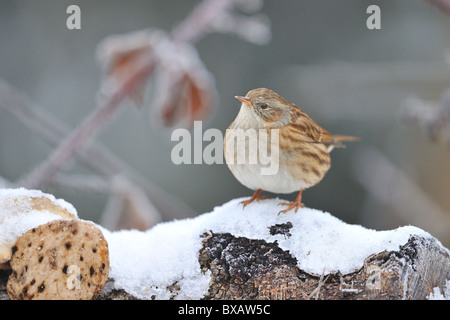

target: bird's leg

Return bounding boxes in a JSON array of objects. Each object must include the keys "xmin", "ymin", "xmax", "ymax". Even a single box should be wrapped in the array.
[
  {"xmin": 278, "ymin": 189, "xmax": 304, "ymax": 214},
  {"xmin": 240, "ymin": 189, "xmax": 267, "ymax": 208}
]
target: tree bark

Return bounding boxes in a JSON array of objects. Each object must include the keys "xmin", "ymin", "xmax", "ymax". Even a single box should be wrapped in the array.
[{"xmin": 198, "ymin": 231, "xmax": 450, "ymax": 300}]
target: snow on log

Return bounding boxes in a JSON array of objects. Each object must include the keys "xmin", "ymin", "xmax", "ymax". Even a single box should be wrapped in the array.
[
  {"xmin": 100, "ymin": 198, "xmax": 450, "ymax": 300},
  {"xmin": 1, "ymin": 192, "xmax": 449, "ymax": 300}
]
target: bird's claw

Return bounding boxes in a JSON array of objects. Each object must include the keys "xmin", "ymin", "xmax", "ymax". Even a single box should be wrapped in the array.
[{"xmin": 277, "ymin": 201, "xmax": 304, "ymax": 215}]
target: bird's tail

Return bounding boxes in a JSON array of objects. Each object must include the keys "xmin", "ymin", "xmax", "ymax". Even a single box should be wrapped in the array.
[
  {"xmin": 332, "ymin": 135, "xmax": 360, "ymax": 142},
  {"xmin": 329, "ymin": 135, "xmax": 360, "ymax": 149}
]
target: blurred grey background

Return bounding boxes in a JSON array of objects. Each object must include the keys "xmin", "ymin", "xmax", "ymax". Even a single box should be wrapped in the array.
[{"xmin": 1, "ymin": 0, "xmax": 450, "ymax": 246}]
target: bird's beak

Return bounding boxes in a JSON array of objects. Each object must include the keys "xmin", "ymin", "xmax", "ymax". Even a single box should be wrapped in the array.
[{"xmin": 235, "ymin": 95, "xmax": 253, "ymax": 107}]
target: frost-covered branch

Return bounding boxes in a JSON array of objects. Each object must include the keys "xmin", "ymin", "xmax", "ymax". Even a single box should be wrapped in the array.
[
  {"xmin": 399, "ymin": 94, "xmax": 450, "ymax": 149},
  {"xmin": 55, "ymin": 173, "xmax": 162, "ymax": 231},
  {"xmin": 171, "ymin": 0, "xmax": 270, "ymax": 45},
  {"xmin": 100, "ymin": 175, "xmax": 161, "ymax": 231},
  {"xmin": 352, "ymin": 146, "xmax": 450, "ymax": 241},
  {"xmin": 0, "ymin": 80, "xmax": 195, "ymax": 222},
  {"xmin": 19, "ymin": 53, "xmax": 157, "ymax": 189},
  {"xmin": 1, "ymin": 0, "xmax": 271, "ymax": 222},
  {"xmin": 17, "ymin": 0, "xmax": 270, "ymax": 192},
  {"xmin": 171, "ymin": 0, "xmax": 237, "ymax": 44},
  {"xmin": 426, "ymin": 0, "xmax": 450, "ymax": 14}
]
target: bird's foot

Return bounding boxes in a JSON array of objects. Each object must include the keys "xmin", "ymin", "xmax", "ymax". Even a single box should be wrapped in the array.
[
  {"xmin": 240, "ymin": 189, "xmax": 267, "ymax": 208},
  {"xmin": 278, "ymin": 189, "xmax": 304, "ymax": 214},
  {"xmin": 278, "ymin": 201, "xmax": 304, "ymax": 214}
]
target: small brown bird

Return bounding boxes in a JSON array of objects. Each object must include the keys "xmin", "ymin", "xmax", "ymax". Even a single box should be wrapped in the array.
[{"xmin": 224, "ymin": 88, "xmax": 358, "ymax": 214}]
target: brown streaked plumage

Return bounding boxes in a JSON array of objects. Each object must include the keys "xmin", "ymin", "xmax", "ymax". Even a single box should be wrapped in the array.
[{"xmin": 224, "ymin": 88, "xmax": 358, "ymax": 214}]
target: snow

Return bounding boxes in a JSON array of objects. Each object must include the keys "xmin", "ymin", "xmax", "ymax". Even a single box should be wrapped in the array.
[
  {"xmin": 100, "ymin": 212, "xmax": 212, "ymax": 299},
  {"xmin": 428, "ymin": 280, "xmax": 450, "ymax": 300},
  {"xmin": 0, "ymin": 188, "xmax": 78, "ymax": 262},
  {"xmin": 0, "ymin": 188, "xmax": 77, "ymax": 217},
  {"xmin": 0, "ymin": 189, "xmax": 444, "ymax": 300},
  {"xmin": 102, "ymin": 197, "xmax": 436, "ymax": 300}
]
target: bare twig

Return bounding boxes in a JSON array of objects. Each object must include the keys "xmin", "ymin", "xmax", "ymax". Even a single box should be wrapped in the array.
[{"xmin": 308, "ymin": 270, "xmax": 330, "ymax": 300}]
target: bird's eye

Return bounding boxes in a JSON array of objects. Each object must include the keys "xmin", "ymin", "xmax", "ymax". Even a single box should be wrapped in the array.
[{"xmin": 260, "ymin": 104, "xmax": 268, "ymax": 110}]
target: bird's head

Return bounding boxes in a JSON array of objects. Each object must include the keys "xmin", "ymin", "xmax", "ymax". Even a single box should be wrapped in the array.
[{"xmin": 235, "ymin": 88, "xmax": 294, "ymax": 127}]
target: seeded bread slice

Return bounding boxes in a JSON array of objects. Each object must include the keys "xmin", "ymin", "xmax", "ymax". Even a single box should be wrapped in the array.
[
  {"xmin": 0, "ymin": 188, "xmax": 77, "ymax": 267},
  {"xmin": 7, "ymin": 219, "xmax": 109, "ymax": 300}
]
